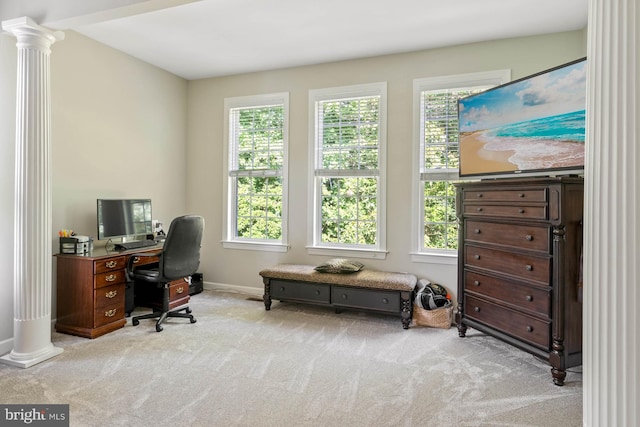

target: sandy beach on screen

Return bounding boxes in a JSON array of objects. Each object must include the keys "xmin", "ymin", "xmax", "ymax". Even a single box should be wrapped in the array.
[{"xmin": 460, "ymin": 131, "xmax": 518, "ymax": 175}]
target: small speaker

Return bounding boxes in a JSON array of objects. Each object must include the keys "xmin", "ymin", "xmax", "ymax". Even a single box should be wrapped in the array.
[{"xmin": 189, "ymin": 272, "xmax": 203, "ymax": 295}]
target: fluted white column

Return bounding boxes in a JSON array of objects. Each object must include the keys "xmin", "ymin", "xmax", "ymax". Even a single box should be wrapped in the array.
[
  {"xmin": 0, "ymin": 17, "xmax": 64, "ymax": 368},
  {"xmin": 584, "ymin": 0, "xmax": 639, "ymax": 425}
]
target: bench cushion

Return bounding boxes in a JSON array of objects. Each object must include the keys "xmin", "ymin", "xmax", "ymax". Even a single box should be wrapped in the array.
[{"xmin": 259, "ymin": 264, "xmax": 417, "ymax": 292}]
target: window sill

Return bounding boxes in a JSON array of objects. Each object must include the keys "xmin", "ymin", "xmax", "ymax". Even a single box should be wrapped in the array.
[
  {"xmin": 306, "ymin": 246, "xmax": 388, "ymax": 260},
  {"xmin": 222, "ymin": 240, "xmax": 289, "ymax": 253},
  {"xmin": 410, "ymin": 250, "xmax": 458, "ymax": 265}
]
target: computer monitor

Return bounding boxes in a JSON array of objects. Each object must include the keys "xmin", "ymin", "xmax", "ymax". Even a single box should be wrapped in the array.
[{"xmin": 97, "ymin": 199, "xmax": 153, "ymax": 241}]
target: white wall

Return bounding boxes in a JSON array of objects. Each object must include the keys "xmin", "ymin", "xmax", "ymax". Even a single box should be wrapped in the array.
[
  {"xmin": 0, "ymin": 34, "xmax": 18, "ymax": 352},
  {"xmin": 187, "ymin": 30, "xmax": 587, "ymax": 299},
  {"xmin": 0, "ymin": 30, "xmax": 188, "ymax": 351}
]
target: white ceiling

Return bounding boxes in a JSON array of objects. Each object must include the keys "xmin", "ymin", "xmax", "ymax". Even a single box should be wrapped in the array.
[{"xmin": 52, "ymin": 0, "xmax": 588, "ymax": 80}]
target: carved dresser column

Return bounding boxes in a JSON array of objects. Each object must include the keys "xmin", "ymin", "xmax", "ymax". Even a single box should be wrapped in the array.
[{"xmin": 0, "ymin": 17, "xmax": 64, "ymax": 368}]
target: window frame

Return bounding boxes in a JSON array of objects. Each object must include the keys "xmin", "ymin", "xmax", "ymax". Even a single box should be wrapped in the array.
[
  {"xmin": 308, "ymin": 82, "xmax": 388, "ymax": 259},
  {"xmin": 222, "ymin": 92, "xmax": 289, "ymax": 252},
  {"xmin": 411, "ymin": 70, "xmax": 511, "ymax": 264}
]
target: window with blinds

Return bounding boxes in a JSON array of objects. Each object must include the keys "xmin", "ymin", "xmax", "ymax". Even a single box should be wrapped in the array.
[
  {"xmin": 413, "ymin": 71, "xmax": 510, "ymax": 257},
  {"xmin": 224, "ymin": 93, "xmax": 288, "ymax": 248},
  {"xmin": 310, "ymin": 83, "xmax": 387, "ymax": 253}
]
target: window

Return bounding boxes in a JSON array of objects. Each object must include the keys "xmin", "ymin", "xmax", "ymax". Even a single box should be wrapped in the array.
[
  {"xmin": 308, "ymin": 83, "xmax": 387, "ymax": 259},
  {"xmin": 412, "ymin": 71, "xmax": 510, "ymax": 264},
  {"xmin": 223, "ymin": 93, "xmax": 289, "ymax": 252}
]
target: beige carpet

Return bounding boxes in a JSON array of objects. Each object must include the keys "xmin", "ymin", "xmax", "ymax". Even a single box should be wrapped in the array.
[{"xmin": 0, "ymin": 290, "xmax": 582, "ymax": 426}]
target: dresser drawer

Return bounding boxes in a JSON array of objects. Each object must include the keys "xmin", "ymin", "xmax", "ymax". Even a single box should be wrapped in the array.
[
  {"xmin": 465, "ymin": 220, "xmax": 550, "ymax": 252},
  {"xmin": 94, "ymin": 256, "xmax": 126, "ymax": 274},
  {"xmin": 95, "ymin": 283, "xmax": 125, "ymax": 309},
  {"xmin": 465, "ymin": 245, "xmax": 551, "ymax": 285},
  {"xmin": 94, "ymin": 302, "xmax": 123, "ymax": 328},
  {"xmin": 462, "ymin": 188, "xmax": 547, "ymax": 203},
  {"xmin": 464, "ymin": 270, "xmax": 551, "ymax": 317},
  {"xmin": 270, "ymin": 279, "xmax": 330, "ymax": 303},
  {"xmin": 464, "ymin": 294, "xmax": 550, "ymax": 349},
  {"xmin": 331, "ymin": 286, "xmax": 400, "ymax": 313},
  {"xmin": 94, "ymin": 269, "xmax": 126, "ymax": 288},
  {"xmin": 463, "ymin": 204, "xmax": 548, "ymax": 220}
]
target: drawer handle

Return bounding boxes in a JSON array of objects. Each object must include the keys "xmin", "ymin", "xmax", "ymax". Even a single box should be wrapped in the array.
[
  {"xmin": 382, "ymin": 298, "xmax": 389, "ymax": 304},
  {"xmin": 525, "ymin": 265, "xmax": 533, "ymax": 271},
  {"xmin": 475, "ymin": 255, "xmax": 481, "ymax": 260},
  {"xmin": 525, "ymin": 234, "xmax": 533, "ymax": 241},
  {"xmin": 132, "ymin": 256, "xmax": 141, "ymax": 264},
  {"xmin": 526, "ymin": 326, "xmax": 533, "ymax": 332},
  {"xmin": 519, "ymin": 193, "xmax": 525, "ymax": 198},
  {"xmin": 315, "ymin": 290, "xmax": 321, "ymax": 296},
  {"xmin": 476, "ymin": 207, "xmax": 483, "ymax": 212},
  {"xmin": 473, "ymin": 280, "xmax": 480, "ymax": 286},
  {"xmin": 525, "ymin": 295, "xmax": 533, "ymax": 301},
  {"xmin": 105, "ymin": 290, "xmax": 117, "ymax": 298},
  {"xmin": 105, "ymin": 260, "xmax": 117, "ymax": 269},
  {"xmin": 474, "ymin": 306, "xmax": 480, "ymax": 312},
  {"xmin": 105, "ymin": 309, "xmax": 117, "ymax": 317},
  {"xmin": 474, "ymin": 229, "xmax": 481, "ymax": 234},
  {"xmin": 105, "ymin": 274, "xmax": 117, "ymax": 282},
  {"xmin": 342, "ymin": 294, "xmax": 348, "ymax": 300},
  {"xmin": 518, "ymin": 208, "xmax": 525, "ymax": 214},
  {"xmin": 280, "ymin": 286, "xmax": 285, "ymax": 292},
  {"xmin": 476, "ymin": 193, "xmax": 483, "ymax": 198},
  {"xmin": 176, "ymin": 286, "xmax": 185, "ymax": 294}
]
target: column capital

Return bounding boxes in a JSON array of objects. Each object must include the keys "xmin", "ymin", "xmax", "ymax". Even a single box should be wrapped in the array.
[{"xmin": 2, "ymin": 16, "xmax": 64, "ymax": 51}]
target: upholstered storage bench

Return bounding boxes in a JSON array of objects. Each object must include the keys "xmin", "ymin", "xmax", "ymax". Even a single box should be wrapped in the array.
[{"xmin": 259, "ymin": 264, "xmax": 417, "ymax": 329}]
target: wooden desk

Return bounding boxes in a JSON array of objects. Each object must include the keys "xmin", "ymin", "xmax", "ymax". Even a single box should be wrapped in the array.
[{"xmin": 55, "ymin": 245, "xmax": 187, "ymax": 339}]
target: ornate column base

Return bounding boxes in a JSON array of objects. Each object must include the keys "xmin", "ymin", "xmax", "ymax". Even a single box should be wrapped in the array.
[{"xmin": 0, "ymin": 316, "xmax": 62, "ymax": 368}]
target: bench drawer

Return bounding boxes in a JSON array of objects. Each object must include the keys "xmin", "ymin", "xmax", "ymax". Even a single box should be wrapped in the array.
[
  {"xmin": 269, "ymin": 279, "xmax": 330, "ymax": 303},
  {"xmin": 331, "ymin": 286, "xmax": 400, "ymax": 313}
]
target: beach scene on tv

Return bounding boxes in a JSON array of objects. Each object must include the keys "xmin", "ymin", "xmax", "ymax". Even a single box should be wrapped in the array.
[{"xmin": 458, "ymin": 59, "xmax": 586, "ymax": 177}]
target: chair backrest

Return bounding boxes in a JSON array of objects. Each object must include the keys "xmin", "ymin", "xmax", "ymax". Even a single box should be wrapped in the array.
[{"xmin": 159, "ymin": 215, "xmax": 204, "ymax": 280}]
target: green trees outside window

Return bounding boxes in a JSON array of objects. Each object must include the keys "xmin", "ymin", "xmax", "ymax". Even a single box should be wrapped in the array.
[{"xmin": 230, "ymin": 104, "xmax": 284, "ymax": 241}]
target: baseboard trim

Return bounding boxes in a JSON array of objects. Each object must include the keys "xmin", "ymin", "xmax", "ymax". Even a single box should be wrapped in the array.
[
  {"xmin": 0, "ymin": 337, "xmax": 13, "ymax": 357},
  {"xmin": 203, "ymin": 282, "xmax": 263, "ymax": 298}
]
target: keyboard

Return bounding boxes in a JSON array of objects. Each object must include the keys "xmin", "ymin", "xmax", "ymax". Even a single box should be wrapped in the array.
[{"xmin": 114, "ymin": 240, "xmax": 157, "ymax": 251}]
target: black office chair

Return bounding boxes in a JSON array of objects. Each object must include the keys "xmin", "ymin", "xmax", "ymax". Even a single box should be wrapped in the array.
[{"xmin": 127, "ymin": 215, "xmax": 204, "ymax": 332}]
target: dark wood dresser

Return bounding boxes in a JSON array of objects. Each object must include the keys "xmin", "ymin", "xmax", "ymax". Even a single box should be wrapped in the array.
[{"xmin": 455, "ymin": 177, "xmax": 583, "ymax": 385}]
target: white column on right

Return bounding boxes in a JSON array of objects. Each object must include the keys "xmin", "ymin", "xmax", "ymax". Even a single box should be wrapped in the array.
[{"xmin": 584, "ymin": 0, "xmax": 639, "ymax": 425}]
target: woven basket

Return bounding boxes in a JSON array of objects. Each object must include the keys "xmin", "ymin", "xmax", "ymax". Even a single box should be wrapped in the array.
[{"xmin": 413, "ymin": 304, "xmax": 453, "ymax": 329}]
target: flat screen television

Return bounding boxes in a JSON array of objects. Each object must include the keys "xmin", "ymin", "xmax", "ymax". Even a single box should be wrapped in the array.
[
  {"xmin": 458, "ymin": 57, "xmax": 586, "ymax": 178},
  {"xmin": 97, "ymin": 199, "xmax": 153, "ymax": 241}
]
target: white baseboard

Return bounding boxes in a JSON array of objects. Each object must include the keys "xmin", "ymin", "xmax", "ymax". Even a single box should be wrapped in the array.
[
  {"xmin": 203, "ymin": 281, "xmax": 263, "ymax": 298},
  {"xmin": 0, "ymin": 337, "xmax": 14, "ymax": 357}
]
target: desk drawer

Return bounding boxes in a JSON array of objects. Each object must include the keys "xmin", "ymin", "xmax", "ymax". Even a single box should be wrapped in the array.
[
  {"xmin": 129, "ymin": 254, "xmax": 159, "ymax": 268},
  {"xmin": 94, "ymin": 302, "xmax": 123, "ymax": 328},
  {"xmin": 465, "ymin": 245, "xmax": 551, "ymax": 285},
  {"xmin": 95, "ymin": 283, "xmax": 125, "ymax": 309},
  {"xmin": 94, "ymin": 256, "xmax": 126, "ymax": 274},
  {"xmin": 95, "ymin": 270, "xmax": 126, "ymax": 288},
  {"xmin": 464, "ymin": 294, "xmax": 550, "ymax": 349},
  {"xmin": 465, "ymin": 220, "xmax": 550, "ymax": 252},
  {"xmin": 464, "ymin": 270, "xmax": 551, "ymax": 317},
  {"xmin": 331, "ymin": 286, "xmax": 400, "ymax": 313},
  {"xmin": 169, "ymin": 278, "xmax": 190, "ymax": 308}
]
